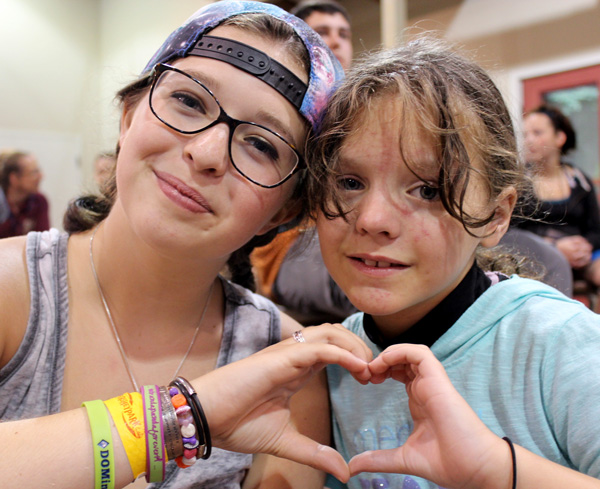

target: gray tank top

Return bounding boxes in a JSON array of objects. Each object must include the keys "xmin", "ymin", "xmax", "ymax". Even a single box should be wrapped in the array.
[{"xmin": 0, "ymin": 229, "xmax": 282, "ymax": 488}]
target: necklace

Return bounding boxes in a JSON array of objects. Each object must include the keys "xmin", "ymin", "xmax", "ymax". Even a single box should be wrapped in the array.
[{"xmin": 89, "ymin": 225, "xmax": 214, "ymax": 392}]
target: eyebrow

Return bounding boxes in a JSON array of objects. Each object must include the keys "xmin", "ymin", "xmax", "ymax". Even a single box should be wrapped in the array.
[
  {"xmin": 184, "ymin": 67, "xmax": 301, "ymax": 147},
  {"xmin": 185, "ymin": 69, "xmax": 221, "ymax": 91}
]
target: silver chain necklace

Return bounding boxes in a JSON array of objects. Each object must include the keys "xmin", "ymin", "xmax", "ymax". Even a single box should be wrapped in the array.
[{"xmin": 89, "ymin": 225, "xmax": 214, "ymax": 392}]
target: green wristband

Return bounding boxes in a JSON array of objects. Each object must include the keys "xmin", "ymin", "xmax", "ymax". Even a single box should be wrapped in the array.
[{"xmin": 83, "ymin": 400, "xmax": 115, "ymax": 489}]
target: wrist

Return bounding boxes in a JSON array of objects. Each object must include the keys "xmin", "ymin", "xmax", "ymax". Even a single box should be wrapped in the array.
[{"xmin": 469, "ymin": 435, "xmax": 515, "ymax": 489}]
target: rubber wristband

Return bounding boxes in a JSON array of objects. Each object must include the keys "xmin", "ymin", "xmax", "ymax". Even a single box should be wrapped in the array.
[
  {"xmin": 142, "ymin": 385, "xmax": 166, "ymax": 482},
  {"xmin": 83, "ymin": 400, "xmax": 115, "ymax": 489},
  {"xmin": 104, "ymin": 392, "xmax": 145, "ymax": 479},
  {"xmin": 503, "ymin": 436, "xmax": 517, "ymax": 489}
]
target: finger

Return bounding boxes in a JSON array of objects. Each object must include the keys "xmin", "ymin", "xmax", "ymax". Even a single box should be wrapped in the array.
[
  {"xmin": 293, "ymin": 323, "xmax": 373, "ymax": 363},
  {"xmin": 349, "ymin": 448, "xmax": 405, "ymax": 476},
  {"xmin": 287, "ymin": 342, "xmax": 371, "ymax": 381},
  {"xmin": 368, "ymin": 344, "xmax": 447, "ymax": 384},
  {"xmin": 275, "ymin": 433, "xmax": 351, "ymax": 482}
]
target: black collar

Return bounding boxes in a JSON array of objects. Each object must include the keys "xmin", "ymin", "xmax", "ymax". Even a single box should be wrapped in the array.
[{"xmin": 363, "ymin": 263, "xmax": 496, "ymax": 349}]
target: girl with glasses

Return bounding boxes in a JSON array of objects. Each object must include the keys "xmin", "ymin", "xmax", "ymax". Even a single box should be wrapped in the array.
[{"xmin": 0, "ymin": 2, "xmax": 362, "ymax": 488}]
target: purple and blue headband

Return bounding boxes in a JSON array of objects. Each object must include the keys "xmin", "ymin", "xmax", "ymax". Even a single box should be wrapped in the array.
[{"xmin": 142, "ymin": 1, "xmax": 344, "ymax": 131}]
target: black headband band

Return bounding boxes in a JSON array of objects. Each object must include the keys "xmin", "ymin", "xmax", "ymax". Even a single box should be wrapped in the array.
[{"xmin": 187, "ymin": 35, "xmax": 308, "ymax": 110}]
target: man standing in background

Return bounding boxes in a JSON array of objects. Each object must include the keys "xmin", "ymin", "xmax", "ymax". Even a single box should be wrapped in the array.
[
  {"xmin": 290, "ymin": 0, "xmax": 353, "ymax": 70},
  {"xmin": 0, "ymin": 150, "xmax": 49, "ymax": 238}
]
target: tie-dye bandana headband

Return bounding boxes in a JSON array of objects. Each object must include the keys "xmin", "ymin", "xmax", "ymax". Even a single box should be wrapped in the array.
[{"xmin": 142, "ymin": 1, "xmax": 344, "ymax": 131}]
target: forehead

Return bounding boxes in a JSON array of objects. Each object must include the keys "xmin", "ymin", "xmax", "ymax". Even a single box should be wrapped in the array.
[
  {"xmin": 19, "ymin": 155, "xmax": 38, "ymax": 169},
  {"xmin": 342, "ymin": 97, "xmax": 437, "ymax": 164},
  {"xmin": 525, "ymin": 112, "xmax": 553, "ymax": 129},
  {"xmin": 303, "ymin": 11, "xmax": 350, "ymax": 30}
]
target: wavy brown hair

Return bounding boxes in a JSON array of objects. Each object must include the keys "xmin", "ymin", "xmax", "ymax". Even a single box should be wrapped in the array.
[{"xmin": 308, "ymin": 36, "xmax": 528, "ymax": 232}]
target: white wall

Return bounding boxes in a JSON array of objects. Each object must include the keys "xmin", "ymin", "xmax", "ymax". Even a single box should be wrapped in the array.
[{"xmin": 0, "ymin": 0, "xmax": 211, "ymax": 230}]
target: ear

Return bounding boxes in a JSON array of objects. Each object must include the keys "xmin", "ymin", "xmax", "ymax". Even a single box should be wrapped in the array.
[
  {"xmin": 555, "ymin": 130, "xmax": 567, "ymax": 149},
  {"xmin": 256, "ymin": 199, "xmax": 302, "ymax": 236},
  {"xmin": 480, "ymin": 186, "xmax": 517, "ymax": 248}
]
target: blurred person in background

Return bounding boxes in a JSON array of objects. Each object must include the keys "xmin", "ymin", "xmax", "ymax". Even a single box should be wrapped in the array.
[
  {"xmin": 0, "ymin": 150, "xmax": 49, "ymax": 238},
  {"xmin": 93, "ymin": 151, "xmax": 117, "ymax": 189},
  {"xmin": 290, "ymin": 0, "xmax": 353, "ymax": 70},
  {"xmin": 515, "ymin": 104, "xmax": 600, "ymax": 289}
]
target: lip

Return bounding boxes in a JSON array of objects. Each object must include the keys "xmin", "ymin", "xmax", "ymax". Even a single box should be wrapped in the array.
[
  {"xmin": 154, "ymin": 170, "xmax": 213, "ymax": 214},
  {"xmin": 349, "ymin": 253, "xmax": 408, "ymax": 274}
]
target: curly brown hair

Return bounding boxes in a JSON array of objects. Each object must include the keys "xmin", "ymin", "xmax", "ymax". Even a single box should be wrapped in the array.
[{"xmin": 307, "ymin": 36, "xmax": 527, "ymax": 234}]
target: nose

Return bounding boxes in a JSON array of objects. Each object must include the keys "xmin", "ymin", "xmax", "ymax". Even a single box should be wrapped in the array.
[
  {"xmin": 183, "ymin": 122, "xmax": 231, "ymax": 178},
  {"xmin": 354, "ymin": 190, "xmax": 402, "ymax": 239}
]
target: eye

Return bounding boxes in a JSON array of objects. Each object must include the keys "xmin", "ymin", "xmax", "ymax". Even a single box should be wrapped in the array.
[
  {"xmin": 170, "ymin": 91, "xmax": 207, "ymax": 114},
  {"xmin": 247, "ymin": 136, "xmax": 280, "ymax": 162},
  {"xmin": 410, "ymin": 183, "xmax": 439, "ymax": 201},
  {"xmin": 336, "ymin": 176, "xmax": 363, "ymax": 191}
]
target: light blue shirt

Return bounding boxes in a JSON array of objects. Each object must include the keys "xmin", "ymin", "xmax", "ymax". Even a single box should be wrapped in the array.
[{"xmin": 327, "ymin": 276, "xmax": 600, "ymax": 489}]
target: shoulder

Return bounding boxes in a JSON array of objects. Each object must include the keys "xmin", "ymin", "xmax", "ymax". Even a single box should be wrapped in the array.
[
  {"xmin": 222, "ymin": 277, "xmax": 280, "ymax": 312},
  {"xmin": 564, "ymin": 163, "xmax": 595, "ymax": 192},
  {"xmin": 477, "ymin": 276, "xmax": 600, "ymax": 337},
  {"xmin": 0, "ymin": 235, "xmax": 31, "ymax": 367}
]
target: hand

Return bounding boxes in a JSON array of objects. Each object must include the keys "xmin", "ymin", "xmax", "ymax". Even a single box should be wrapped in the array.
[
  {"xmin": 556, "ymin": 235, "xmax": 592, "ymax": 269},
  {"xmin": 193, "ymin": 324, "xmax": 372, "ymax": 482},
  {"xmin": 349, "ymin": 344, "xmax": 511, "ymax": 489}
]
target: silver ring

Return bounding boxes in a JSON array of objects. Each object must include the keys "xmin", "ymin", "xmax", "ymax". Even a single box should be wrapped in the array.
[{"xmin": 292, "ymin": 330, "xmax": 306, "ymax": 343}]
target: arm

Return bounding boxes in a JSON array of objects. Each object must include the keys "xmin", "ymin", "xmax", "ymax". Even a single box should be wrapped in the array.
[
  {"xmin": 0, "ymin": 324, "xmax": 371, "ymax": 489},
  {"xmin": 0, "ymin": 236, "xmax": 31, "ymax": 368},
  {"xmin": 576, "ymin": 170, "xmax": 600, "ymax": 250},
  {"xmin": 350, "ymin": 344, "xmax": 600, "ymax": 489}
]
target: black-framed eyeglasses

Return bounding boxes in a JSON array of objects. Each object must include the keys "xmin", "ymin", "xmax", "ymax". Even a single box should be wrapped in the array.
[{"xmin": 149, "ymin": 63, "xmax": 304, "ymax": 188}]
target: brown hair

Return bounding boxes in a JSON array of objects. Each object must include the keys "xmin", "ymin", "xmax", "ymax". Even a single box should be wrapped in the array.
[
  {"xmin": 0, "ymin": 151, "xmax": 29, "ymax": 193},
  {"xmin": 526, "ymin": 104, "xmax": 576, "ymax": 155},
  {"xmin": 308, "ymin": 36, "xmax": 526, "ymax": 234},
  {"xmin": 63, "ymin": 13, "xmax": 311, "ymax": 290}
]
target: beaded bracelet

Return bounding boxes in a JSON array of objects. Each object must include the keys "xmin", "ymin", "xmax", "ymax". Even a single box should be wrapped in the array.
[
  {"xmin": 173, "ymin": 376, "xmax": 212, "ymax": 460},
  {"xmin": 168, "ymin": 383, "xmax": 202, "ymax": 468}
]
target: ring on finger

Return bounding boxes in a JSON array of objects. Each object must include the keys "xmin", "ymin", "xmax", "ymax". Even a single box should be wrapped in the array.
[{"xmin": 292, "ymin": 330, "xmax": 306, "ymax": 343}]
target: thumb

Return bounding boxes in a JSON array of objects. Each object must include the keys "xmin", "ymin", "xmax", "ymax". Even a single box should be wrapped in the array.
[
  {"xmin": 349, "ymin": 448, "xmax": 404, "ymax": 477},
  {"xmin": 275, "ymin": 432, "xmax": 351, "ymax": 482}
]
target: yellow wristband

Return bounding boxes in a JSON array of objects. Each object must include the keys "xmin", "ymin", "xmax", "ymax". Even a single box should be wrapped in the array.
[
  {"xmin": 82, "ymin": 400, "xmax": 115, "ymax": 489},
  {"xmin": 104, "ymin": 392, "xmax": 146, "ymax": 479}
]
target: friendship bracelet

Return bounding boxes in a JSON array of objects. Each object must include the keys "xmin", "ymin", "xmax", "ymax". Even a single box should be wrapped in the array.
[
  {"xmin": 159, "ymin": 385, "xmax": 184, "ymax": 460},
  {"xmin": 104, "ymin": 392, "xmax": 146, "ymax": 479},
  {"xmin": 169, "ymin": 384, "xmax": 201, "ymax": 468},
  {"xmin": 83, "ymin": 400, "xmax": 115, "ymax": 489},
  {"xmin": 503, "ymin": 436, "xmax": 517, "ymax": 489},
  {"xmin": 174, "ymin": 376, "xmax": 212, "ymax": 460},
  {"xmin": 141, "ymin": 385, "xmax": 166, "ymax": 482}
]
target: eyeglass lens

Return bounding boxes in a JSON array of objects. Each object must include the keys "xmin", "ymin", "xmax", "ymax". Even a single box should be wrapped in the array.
[{"xmin": 150, "ymin": 68, "xmax": 300, "ymax": 187}]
